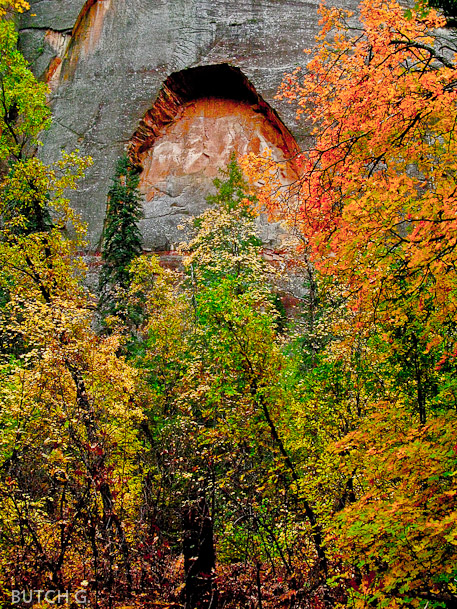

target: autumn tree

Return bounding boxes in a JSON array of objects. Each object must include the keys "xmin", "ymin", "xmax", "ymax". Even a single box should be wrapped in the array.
[
  {"xmin": 128, "ymin": 158, "xmax": 337, "ymax": 608},
  {"xmin": 0, "ymin": 8, "xmax": 153, "ymax": 606},
  {"xmin": 244, "ymin": 0, "xmax": 457, "ymax": 416},
  {"xmin": 0, "ymin": 12, "xmax": 50, "ymax": 163},
  {"xmin": 0, "ymin": 151, "xmax": 148, "ymax": 606},
  {"xmin": 0, "ymin": 0, "xmax": 29, "ymax": 16},
  {"xmin": 243, "ymin": 0, "xmax": 457, "ymax": 606},
  {"xmin": 426, "ymin": 0, "xmax": 457, "ymax": 24}
]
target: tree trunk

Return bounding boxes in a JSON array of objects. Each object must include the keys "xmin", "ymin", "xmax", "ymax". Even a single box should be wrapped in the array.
[{"xmin": 182, "ymin": 496, "xmax": 217, "ymax": 609}]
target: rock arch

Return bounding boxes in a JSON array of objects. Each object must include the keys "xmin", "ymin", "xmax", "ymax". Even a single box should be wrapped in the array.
[{"xmin": 129, "ymin": 64, "xmax": 299, "ymax": 250}]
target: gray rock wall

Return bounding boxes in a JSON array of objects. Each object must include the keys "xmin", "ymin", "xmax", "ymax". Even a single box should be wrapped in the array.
[{"xmin": 19, "ymin": 0, "xmax": 359, "ymax": 249}]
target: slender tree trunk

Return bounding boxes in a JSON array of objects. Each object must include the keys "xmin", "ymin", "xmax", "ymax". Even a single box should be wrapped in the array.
[
  {"xmin": 412, "ymin": 334, "xmax": 426, "ymax": 425},
  {"xmin": 182, "ymin": 496, "xmax": 217, "ymax": 609}
]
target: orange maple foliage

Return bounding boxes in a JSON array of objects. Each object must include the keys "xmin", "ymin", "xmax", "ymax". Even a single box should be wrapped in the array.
[
  {"xmin": 242, "ymin": 3, "xmax": 457, "ymax": 602},
  {"xmin": 331, "ymin": 403, "xmax": 457, "ymax": 606},
  {"xmin": 242, "ymin": 0, "xmax": 457, "ymax": 338}
]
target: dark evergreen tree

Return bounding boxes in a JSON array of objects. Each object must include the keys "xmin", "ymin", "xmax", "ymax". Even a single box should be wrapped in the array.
[{"xmin": 98, "ymin": 153, "xmax": 143, "ymax": 325}]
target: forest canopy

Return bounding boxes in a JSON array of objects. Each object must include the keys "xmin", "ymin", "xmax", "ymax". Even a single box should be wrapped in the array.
[{"xmin": 0, "ymin": 0, "xmax": 456, "ymax": 608}]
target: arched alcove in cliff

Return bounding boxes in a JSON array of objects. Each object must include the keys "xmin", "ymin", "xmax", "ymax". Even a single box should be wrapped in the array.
[{"xmin": 129, "ymin": 65, "xmax": 299, "ymax": 251}]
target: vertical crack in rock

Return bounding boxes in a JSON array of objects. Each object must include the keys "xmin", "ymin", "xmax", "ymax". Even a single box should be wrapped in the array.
[
  {"xmin": 61, "ymin": 0, "xmax": 112, "ymax": 81},
  {"xmin": 43, "ymin": 29, "xmax": 71, "ymax": 91}
]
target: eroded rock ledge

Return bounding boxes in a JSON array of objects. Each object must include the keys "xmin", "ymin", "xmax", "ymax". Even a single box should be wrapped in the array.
[{"xmin": 128, "ymin": 65, "xmax": 299, "ymax": 250}]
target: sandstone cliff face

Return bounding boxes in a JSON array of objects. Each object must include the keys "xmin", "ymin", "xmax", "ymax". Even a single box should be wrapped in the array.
[{"xmin": 19, "ymin": 0, "xmax": 359, "ymax": 249}]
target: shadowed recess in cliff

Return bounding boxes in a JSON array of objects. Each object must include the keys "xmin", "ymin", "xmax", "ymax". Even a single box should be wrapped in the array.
[{"xmin": 129, "ymin": 64, "xmax": 299, "ymax": 215}]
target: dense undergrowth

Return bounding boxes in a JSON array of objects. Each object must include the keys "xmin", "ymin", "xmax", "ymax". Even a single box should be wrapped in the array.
[{"xmin": 0, "ymin": 0, "xmax": 456, "ymax": 608}]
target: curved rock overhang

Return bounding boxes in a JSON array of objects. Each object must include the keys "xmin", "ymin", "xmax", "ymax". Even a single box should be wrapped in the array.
[
  {"xmin": 61, "ymin": 0, "xmax": 111, "ymax": 81},
  {"xmin": 129, "ymin": 64, "xmax": 299, "ymax": 167},
  {"xmin": 127, "ymin": 64, "xmax": 300, "ymax": 251},
  {"xmin": 71, "ymin": 0, "xmax": 99, "ymax": 38}
]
